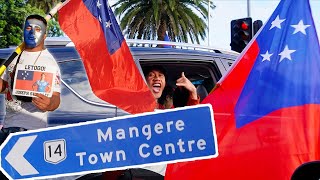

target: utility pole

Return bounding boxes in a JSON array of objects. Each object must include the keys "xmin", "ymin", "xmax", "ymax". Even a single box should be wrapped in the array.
[
  {"xmin": 247, "ymin": 0, "xmax": 251, "ymax": 17},
  {"xmin": 208, "ymin": 0, "xmax": 211, "ymax": 46}
]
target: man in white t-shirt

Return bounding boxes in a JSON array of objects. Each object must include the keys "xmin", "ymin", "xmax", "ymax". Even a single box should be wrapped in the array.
[{"xmin": 0, "ymin": 14, "xmax": 61, "ymax": 143}]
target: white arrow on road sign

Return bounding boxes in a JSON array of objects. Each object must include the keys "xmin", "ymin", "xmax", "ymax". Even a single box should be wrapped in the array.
[{"xmin": 5, "ymin": 135, "xmax": 39, "ymax": 176}]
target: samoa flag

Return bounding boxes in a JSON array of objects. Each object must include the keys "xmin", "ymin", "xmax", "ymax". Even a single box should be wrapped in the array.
[
  {"xmin": 165, "ymin": 0, "xmax": 320, "ymax": 179},
  {"xmin": 58, "ymin": 0, "xmax": 156, "ymax": 114}
]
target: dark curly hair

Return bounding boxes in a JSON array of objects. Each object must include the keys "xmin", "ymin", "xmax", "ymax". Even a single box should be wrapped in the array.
[
  {"xmin": 158, "ymin": 85, "xmax": 174, "ymax": 105},
  {"xmin": 143, "ymin": 65, "xmax": 167, "ymax": 80}
]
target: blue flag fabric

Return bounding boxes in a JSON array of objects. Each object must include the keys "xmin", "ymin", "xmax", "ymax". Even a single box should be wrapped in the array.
[
  {"xmin": 166, "ymin": 1, "xmax": 320, "ymax": 180},
  {"xmin": 16, "ymin": 70, "xmax": 34, "ymax": 81},
  {"xmin": 82, "ymin": 0, "xmax": 125, "ymax": 55},
  {"xmin": 235, "ymin": 0, "xmax": 320, "ymax": 127}
]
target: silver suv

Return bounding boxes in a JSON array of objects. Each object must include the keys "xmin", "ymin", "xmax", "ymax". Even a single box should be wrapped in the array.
[
  {"xmin": 44, "ymin": 38, "xmax": 237, "ymax": 126},
  {"xmin": 0, "ymin": 39, "xmax": 238, "ymax": 179}
]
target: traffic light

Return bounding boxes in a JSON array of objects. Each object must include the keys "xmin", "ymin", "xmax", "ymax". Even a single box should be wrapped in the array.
[
  {"xmin": 253, "ymin": 20, "xmax": 263, "ymax": 36},
  {"xmin": 230, "ymin": 17, "xmax": 252, "ymax": 53}
]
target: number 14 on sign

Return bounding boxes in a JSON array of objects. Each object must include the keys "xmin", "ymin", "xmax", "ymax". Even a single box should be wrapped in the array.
[{"xmin": 44, "ymin": 139, "xmax": 67, "ymax": 164}]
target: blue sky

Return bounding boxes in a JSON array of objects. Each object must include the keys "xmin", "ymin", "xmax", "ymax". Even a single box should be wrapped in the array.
[{"xmin": 110, "ymin": 0, "xmax": 320, "ymax": 51}]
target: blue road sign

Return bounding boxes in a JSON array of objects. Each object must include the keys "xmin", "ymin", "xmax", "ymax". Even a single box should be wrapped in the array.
[{"xmin": 0, "ymin": 104, "xmax": 218, "ymax": 180}]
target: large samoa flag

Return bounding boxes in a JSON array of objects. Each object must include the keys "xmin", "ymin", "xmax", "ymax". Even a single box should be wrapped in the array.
[
  {"xmin": 58, "ymin": 0, "xmax": 156, "ymax": 114},
  {"xmin": 165, "ymin": 0, "xmax": 320, "ymax": 179}
]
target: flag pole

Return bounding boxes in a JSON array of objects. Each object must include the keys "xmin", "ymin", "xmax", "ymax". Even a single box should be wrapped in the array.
[{"xmin": 0, "ymin": 0, "xmax": 70, "ymax": 76}]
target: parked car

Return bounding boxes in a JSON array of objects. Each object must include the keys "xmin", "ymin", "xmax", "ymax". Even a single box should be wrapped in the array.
[{"xmin": 0, "ymin": 38, "xmax": 238, "ymax": 179}]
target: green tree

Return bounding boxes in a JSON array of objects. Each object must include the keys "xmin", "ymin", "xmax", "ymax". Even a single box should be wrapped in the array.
[
  {"xmin": 0, "ymin": 0, "xmax": 43, "ymax": 48},
  {"xmin": 26, "ymin": 0, "xmax": 59, "ymax": 14},
  {"xmin": 113, "ymin": 0, "xmax": 215, "ymax": 44}
]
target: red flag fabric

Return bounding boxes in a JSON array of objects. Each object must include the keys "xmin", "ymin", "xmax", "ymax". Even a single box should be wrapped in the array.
[
  {"xmin": 165, "ymin": 0, "xmax": 320, "ymax": 179},
  {"xmin": 58, "ymin": 0, "xmax": 156, "ymax": 114}
]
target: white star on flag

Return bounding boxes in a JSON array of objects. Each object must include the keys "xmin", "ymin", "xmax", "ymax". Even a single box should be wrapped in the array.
[
  {"xmin": 97, "ymin": 0, "xmax": 101, "ymax": 8},
  {"xmin": 21, "ymin": 71, "xmax": 29, "ymax": 80},
  {"xmin": 106, "ymin": 21, "xmax": 112, "ymax": 28},
  {"xmin": 291, "ymin": 20, "xmax": 310, "ymax": 35},
  {"xmin": 279, "ymin": 45, "xmax": 296, "ymax": 62},
  {"xmin": 270, "ymin": 15, "xmax": 285, "ymax": 30},
  {"xmin": 261, "ymin": 51, "xmax": 273, "ymax": 62}
]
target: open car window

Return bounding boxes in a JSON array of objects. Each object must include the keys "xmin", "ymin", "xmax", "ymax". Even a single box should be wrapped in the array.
[{"xmin": 139, "ymin": 59, "xmax": 221, "ymax": 102}]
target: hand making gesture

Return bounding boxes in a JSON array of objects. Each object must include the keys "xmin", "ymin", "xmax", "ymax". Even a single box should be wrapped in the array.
[{"xmin": 176, "ymin": 72, "xmax": 198, "ymax": 100}]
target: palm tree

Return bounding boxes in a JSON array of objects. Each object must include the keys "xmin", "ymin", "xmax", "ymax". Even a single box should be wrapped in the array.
[{"xmin": 113, "ymin": 0, "xmax": 215, "ymax": 44}]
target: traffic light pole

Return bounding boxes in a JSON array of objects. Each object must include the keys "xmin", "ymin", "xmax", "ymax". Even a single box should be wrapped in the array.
[{"xmin": 247, "ymin": 0, "xmax": 251, "ymax": 17}]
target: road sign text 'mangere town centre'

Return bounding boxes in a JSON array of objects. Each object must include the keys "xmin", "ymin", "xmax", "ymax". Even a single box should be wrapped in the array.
[{"xmin": 0, "ymin": 104, "xmax": 218, "ymax": 180}]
